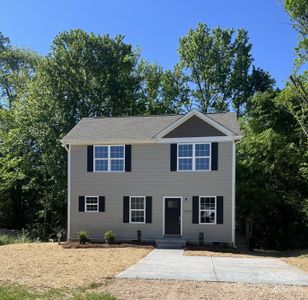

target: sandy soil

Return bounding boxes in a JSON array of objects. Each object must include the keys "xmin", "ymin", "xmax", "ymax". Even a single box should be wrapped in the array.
[
  {"xmin": 0, "ymin": 243, "xmax": 151, "ymax": 289},
  {"xmin": 99, "ymin": 279, "xmax": 308, "ymax": 300},
  {"xmin": 184, "ymin": 250, "xmax": 260, "ymax": 258},
  {"xmin": 184, "ymin": 249, "xmax": 308, "ymax": 272}
]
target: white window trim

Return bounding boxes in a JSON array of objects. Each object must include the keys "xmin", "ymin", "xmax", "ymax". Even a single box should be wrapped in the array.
[
  {"xmin": 94, "ymin": 145, "xmax": 125, "ymax": 173},
  {"xmin": 199, "ymin": 196, "xmax": 217, "ymax": 225},
  {"xmin": 85, "ymin": 196, "xmax": 99, "ymax": 213},
  {"xmin": 129, "ymin": 196, "xmax": 146, "ymax": 224},
  {"xmin": 177, "ymin": 143, "xmax": 211, "ymax": 172}
]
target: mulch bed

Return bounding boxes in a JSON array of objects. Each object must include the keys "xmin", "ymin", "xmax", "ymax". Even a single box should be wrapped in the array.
[{"xmin": 63, "ymin": 240, "xmax": 155, "ymax": 249}]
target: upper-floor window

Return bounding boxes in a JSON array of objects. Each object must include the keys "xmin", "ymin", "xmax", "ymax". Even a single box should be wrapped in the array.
[
  {"xmin": 177, "ymin": 143, "xmax": 211, "ymax": 171},
  {"xmin": 94, "ymin": 145, "xmax": 125, "ymax": 172}
]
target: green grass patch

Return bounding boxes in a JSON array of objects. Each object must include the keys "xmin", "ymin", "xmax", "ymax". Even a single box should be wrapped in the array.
[
  {"xmin": 0, "ymin": 284, "xmax": 116, "ymax": 300},
  {"xmin": 0, "ymin": 232, "xmax": 34, "ymax": 246}
]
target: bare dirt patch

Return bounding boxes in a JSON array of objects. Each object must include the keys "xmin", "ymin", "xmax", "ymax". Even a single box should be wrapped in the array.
[
  {"xmin": 283, "ymin": 254, "xmax": 308, "ymax": 272},
  {"xmin": 184, "ymin": 249, "xmax": 308, "ymax": 272},
  {"xmin": 0, "ymin": 243, "xmax": 151, "ymax": 289},
  {"xmin": 99, "ymin": 279, "xmax": 308, "ymax": 300},
  {"xmin": 184, "ymin": 249, "xmax": 258, "ymax": 258}
]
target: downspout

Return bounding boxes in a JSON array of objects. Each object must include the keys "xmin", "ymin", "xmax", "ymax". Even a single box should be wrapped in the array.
[
  {"xmin": 62, "ymin": 142, "xmax": 71, "ymax": 241},
  {"xmin": 232, "ymin": 139, "xmax": 241, "ymax": 248}
]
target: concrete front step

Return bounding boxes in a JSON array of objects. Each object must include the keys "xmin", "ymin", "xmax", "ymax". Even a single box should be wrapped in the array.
[{"xmin": 155, "ymin": 238, "xmax": 187, "ymax": 249}]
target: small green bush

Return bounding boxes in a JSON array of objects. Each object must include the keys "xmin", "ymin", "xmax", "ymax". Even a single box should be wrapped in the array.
[
  {"xmin": 0, "ymin": 235, "xmax": 14, "ymax": 246},
  {"xmin": 78, "ymin": 231, "xmax": 88, "ymax": 244},
  {"xmin": 0, "ymin": 230, "xmax": 33, "ymax": 246},
  {"xmin": 104, "ymin": 230, "xmax": 116, "ymax": 244}
]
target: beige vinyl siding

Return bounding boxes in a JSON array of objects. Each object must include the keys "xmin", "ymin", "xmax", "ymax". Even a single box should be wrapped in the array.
[{"xmin": 70, "ymin": 142, "xmax": 233, "ymax": 243}]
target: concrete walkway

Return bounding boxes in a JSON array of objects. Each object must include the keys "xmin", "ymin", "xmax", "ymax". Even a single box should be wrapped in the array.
[{"xmin": 117, "ymin": 249, "xmax": 308, "ymax": 286}]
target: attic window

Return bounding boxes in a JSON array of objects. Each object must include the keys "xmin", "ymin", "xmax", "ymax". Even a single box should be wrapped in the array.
[{"xmin": 94, "ymin": 145, "xmax": 125, "ymax": 172}]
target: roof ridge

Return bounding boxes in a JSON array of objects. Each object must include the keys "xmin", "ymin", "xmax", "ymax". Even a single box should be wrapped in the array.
[
  {"xmin": 82, "ymin": 111, "xmax": 233, "ymax": 120},
  {"xmin": 82, "ymin": 114, "xmax": 182, "ymax": 119}
]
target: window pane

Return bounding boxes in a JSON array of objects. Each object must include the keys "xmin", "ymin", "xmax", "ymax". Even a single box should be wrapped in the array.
[
  {"xmin": 95, "ymin": 146, "xmax": 108, "ymax": 158},
  {"xmin": 110, "ymin": 159, "xmax": 124, "ymax": 171},
  {"xmin": 178, "ymin": 144, "xmax": 193, "ymax": 157},
  {"xmin": 111, "ymin": 146, "xmax": 124, "ymax": 158},
  {"xmin": 200, "ymin": 211, "xmax": 215, "ymax": 223},
  {"xmin": 86, "ymin": 204, "xmax": 98, "ymax": 211},
  {"xmin": 131, "ymin": 197, "xmax": 145, "ymax": 209},
  {"xmin": 200, "ymin": 197, "xmax": 215, "ymax": 210},
  {"xmin": 86, "ymin": 197, "xmax": 98, "ymax": 204},
  {"xmin": 196, "ymin": 158, "xmax": 210, "ymax": 170},
  {"xmin": 195, "ymin": 144, "xmax": 210, "ymax": 157},
  {"xmin": 131, "ymin": 210, "xmax": 145, "ymax": 222},
  {"xmin": 179, "ymin": 158, "xmax": 193, "ymax": 170},
  {"xmin": 95, "ymin": 159, "xmax": 108, "ymax": 171}
]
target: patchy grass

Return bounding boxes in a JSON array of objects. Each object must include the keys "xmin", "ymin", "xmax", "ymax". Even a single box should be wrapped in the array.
[
  {"xmin": 0, "ymin": 284, "xmax": 115, "ymax": 300},
  {"xmin": 0, "ymin": 242, "xmax": 151, "ymax": 289},
  {"xmin": 0, "ymin": 232, "xmax": 34, "ymax": 246}
]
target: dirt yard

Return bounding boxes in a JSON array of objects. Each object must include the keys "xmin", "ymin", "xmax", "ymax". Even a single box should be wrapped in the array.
[
  {"xmin": 99, "ymin": 279, "xmax": 308, "ymax": 300},
  {"xmin": 184, "ymin": 249, "xmax": 308, "ymax": 272},
  {"xmin": 0, "ymin": 243, "xmax": 151, "ymax": 289},
  {"xmin": 0, "ymin": 243, "xmax": 307, "ymax": 299}
]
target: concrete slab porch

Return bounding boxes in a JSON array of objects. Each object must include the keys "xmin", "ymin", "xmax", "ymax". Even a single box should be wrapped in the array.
[{"xmin": 117, "ymin": 249, "xmax": 308, "ymax": 286}]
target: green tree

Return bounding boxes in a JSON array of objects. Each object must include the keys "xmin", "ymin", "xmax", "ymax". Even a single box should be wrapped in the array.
[
  {"xmin": 284, "ymin": 0, "xmax": 308, "ymax": 68},
  {"xmin": 0, "ymin": 32, "xmax": 39, "ymax": 109},
  {"xmin": 137, "ymin": 61, "xmax": 190, "ymax": 114},
  {"xmin": 237, "ymin": 91, "xmax": 308, "ymax": 249},
  {"xmin": 177, "ymin": 23, "xmax": 274, "ymax": 116},
  {"xmin": 276, "ymin": 73, "xmax": 308, "ymax": 138}
]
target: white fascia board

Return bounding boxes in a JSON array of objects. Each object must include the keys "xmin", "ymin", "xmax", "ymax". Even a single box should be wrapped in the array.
[
  {"xmin": 158, "ymin": 136, "xmax": 243, "ymax": 143},
  {"xmin": 60, "ymin": 139, "xmax": 155, "ymax": 145},
  {"xmin": 61, "ymin": 135, "xmax": 243, "ymax": 145}
]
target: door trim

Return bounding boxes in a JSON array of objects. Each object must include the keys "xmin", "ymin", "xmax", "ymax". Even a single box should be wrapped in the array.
[{"xmin": 162, "ymin": 196, "xmax": 183, "ymax": 236}]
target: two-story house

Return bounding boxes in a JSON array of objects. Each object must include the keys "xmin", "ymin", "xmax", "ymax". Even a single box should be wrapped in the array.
[{"xmin": 61, "ymin": 109, "xmax": 242, "ymax": 246}]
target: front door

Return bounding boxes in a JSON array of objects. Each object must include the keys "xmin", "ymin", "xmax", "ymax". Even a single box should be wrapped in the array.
[{"xmin": 164, "ymin": 198, "xmax": 181, "ymax": 235}]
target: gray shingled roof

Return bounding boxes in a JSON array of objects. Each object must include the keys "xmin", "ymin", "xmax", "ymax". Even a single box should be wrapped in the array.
[{"xmin": 61, "ymin": 112, "xmax": 241, "ymax": 143}]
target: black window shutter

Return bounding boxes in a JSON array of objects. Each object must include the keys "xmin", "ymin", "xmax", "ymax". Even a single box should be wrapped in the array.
[
  {"xmin": 125, "ymin": 145, "xmax": 132, "ymax": 172},
  {"xmin": 79, "ymin": 196, "xmax": 85, "ymax": 212},
  {"xmin": 123, "ymin": 196, "xmax": 130, "ymax": 223},
  {"xmin": 217, "ymin": 196, "xmax": 224, "ymax": 224},
  {"xmin": 170, "ymin": 144, "xmax": 177, "ymax": 171},
  {"xmin": 192, "ymin": 196, "xmax": 199, "ymax": 224},
  {"xmin": 146, "ymin": 196, "xmax": 152, "ymax": 223},
  {"xmin": 211, "ymin": 142, "xmax": 218, "ymax": 170},
  {"xmin": 99, "ymin": 196, "xmax": 105, "ymax": 212},
  {"xmin": 87, "ymin": 145, "xmax": 94, "ymax": 172}
]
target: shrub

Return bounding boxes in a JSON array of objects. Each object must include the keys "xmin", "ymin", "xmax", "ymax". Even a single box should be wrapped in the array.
[
  {"xmin": 104, "ymin": 230, "xmax": 116, "ymax": 244},
  {"xmin": 0, "ymin": 235, "xmax": 14, "ymax": 246},
  {"xmin": 78, "ymin": 231, "xmax": 87, "ymax": 244},
  {"xmin": 0, "ymin": 230, "xmax": 33, "ymax": 246}
]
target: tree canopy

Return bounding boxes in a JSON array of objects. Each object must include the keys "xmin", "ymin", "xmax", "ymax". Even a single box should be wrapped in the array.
[{"xmin": 0, "ymin": 20, "xmax": 307, "ymax": 249}]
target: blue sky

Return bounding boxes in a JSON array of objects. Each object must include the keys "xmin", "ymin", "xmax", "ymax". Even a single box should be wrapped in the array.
[{"xmin": 1, "ymin": 0, "xmax": 297, "ymax": 88}]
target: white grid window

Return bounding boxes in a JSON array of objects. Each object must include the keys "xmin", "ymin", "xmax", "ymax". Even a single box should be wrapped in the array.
[
  {"xmin": 85, "ymin": 196, "xmax": 99, "ymax": 212},
  {"xmin": 199, "ymin": 196, "xmax": 216, "ymax": 224},
  {"xmin": 178, "ymin": 143, "xmax": 211, "ymax": 171},
  {"xmin": 94, "ymin": 145, "xmax": 125, "ymax": 172},
  {"xmin": 130, "ymin": 196, "xmax": 145, "ymax": 223}
]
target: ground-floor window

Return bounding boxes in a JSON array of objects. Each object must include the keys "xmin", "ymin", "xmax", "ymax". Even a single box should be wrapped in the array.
[
  {"xmin": 130, "ymin": 196, "xmax": 145, "ymax": 223},
  {"xmin": 199, "ymin": 196, "xmax": 216, "ymax": 224},
  {"xmin": 85, "ymin": 196, "xmax": 99, "ymax": 212}
]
